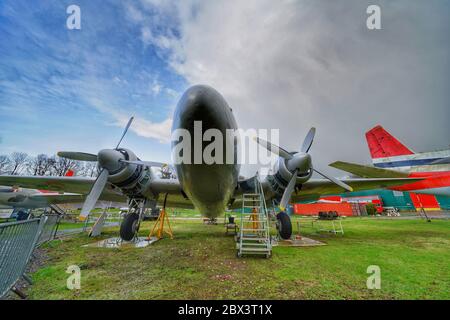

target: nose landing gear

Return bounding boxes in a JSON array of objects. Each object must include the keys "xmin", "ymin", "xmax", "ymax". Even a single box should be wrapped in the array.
[
  {"xmin": 276, "ymin": 211, "xmax": 292, "ymax": 240},
  {"xmin": 119, "ymin": 198, "xmax": 147, "ymax": 241}
]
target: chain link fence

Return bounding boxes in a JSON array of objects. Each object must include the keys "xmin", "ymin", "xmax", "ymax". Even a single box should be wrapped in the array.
[{"xmin": 0, "ymin": 217, "xmax": 46, "ymax": 298}]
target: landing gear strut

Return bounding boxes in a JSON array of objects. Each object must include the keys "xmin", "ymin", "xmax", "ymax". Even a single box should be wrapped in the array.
[
  {"xmin": 119, "ymin": 198, "xmax": 147, "ymax": 241},
  {"xmin": 276, "ymin": 211, "xmax": 292, "ymax": 240}
]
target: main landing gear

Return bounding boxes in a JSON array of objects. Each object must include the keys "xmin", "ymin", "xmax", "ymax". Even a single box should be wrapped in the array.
[
  {"xmin": 120, "ymin": 198, "xmax": 147, "ymax": 241},
  {"xmin": 276, "ymin": 211, "xmax": 292, "ymax": 240}
]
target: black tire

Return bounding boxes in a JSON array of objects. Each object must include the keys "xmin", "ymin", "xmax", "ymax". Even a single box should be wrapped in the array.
[
  {"xmin": 277, "ymin": 211, "xmax": 292, "ymax": 240},
  {"xmin": 120, "ymin": 213, "xmax": 140, "ymax": 241}
]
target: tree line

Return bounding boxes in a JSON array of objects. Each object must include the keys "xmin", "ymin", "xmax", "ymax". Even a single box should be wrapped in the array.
[{"xmin": 0, "ymin": 152, "xmax": 98, "ymax": 177}]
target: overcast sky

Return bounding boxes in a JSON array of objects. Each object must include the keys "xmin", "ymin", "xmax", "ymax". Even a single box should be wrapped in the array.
[{"xmin": 0, "ymin": 0, "xmax": 449, "ymax": 177}]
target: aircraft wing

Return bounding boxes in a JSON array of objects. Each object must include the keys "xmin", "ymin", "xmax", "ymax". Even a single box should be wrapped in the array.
[
  {"xmin": 28, "ymin": 193, "xmax": 86, "ymax": 206},
  {"xmin": 290, "ymin": 177, "xmax": 423, "ymax": 202},
  {"xmin": 149, "ymin": 178, "xmax": 195, "ymax": 209},
  {"xmin": 28, "ymin": 193, "xmax": 125, "ymax": 205},
  {"xmin": 329, "ymin": 161, "xmax": 408, "ymax": 178},
  {"xmin": 0, "ymin": 175, "xmax": 125, "ymax": 202},
  {"xmin": 0, "ymin": 175, "xmax": 194, "ymax": 209}
]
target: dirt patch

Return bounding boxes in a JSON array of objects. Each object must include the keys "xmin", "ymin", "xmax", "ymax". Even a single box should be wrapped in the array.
[{"xmin": 4, "ymin": 247, "xmax": 50, "ymax": 300}]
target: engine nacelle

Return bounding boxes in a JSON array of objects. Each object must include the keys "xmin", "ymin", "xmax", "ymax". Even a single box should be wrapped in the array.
[
  {"xmin": 106, "ymin": 148, "xmax": 139, "ymax": 185},
  {"xmin": 104, "ymin": 148, "xmax": 153, "ymax": 198},
  {"xmin": 266, "ymin": 157, "xmax": 312, "ymax": 197}
]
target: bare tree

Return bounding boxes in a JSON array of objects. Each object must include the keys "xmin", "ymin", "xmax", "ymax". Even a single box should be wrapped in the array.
[
  {"xmin": 9, "ymin": 152, "xmax": 28, "ymax": 175},
  {"xmin": 52, "ymin": 156, "xmax": 81, "ymax": 176},
  {"xmin": 3, "ymin": 152, "xmax": 100, "ymax": 177},
  {"xmin": 0, "ymin": 155, "xmax": 11, "ymax": 174},
  {"xmin": 28, "ymin": 154, "xmax": 55, "ymax": 176},
  {"xmin": 80, "ymin": 161, "xmax": 98, "ymax": 177}
]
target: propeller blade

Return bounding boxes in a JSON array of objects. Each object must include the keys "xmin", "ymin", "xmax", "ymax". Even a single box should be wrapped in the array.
[
  {"xmin": 119, "ymin": 159, "xmax": 166, "ymax": 168},
  {"xmin": 313, "ymin": 168, "xmax": 353, "ymax": 192},
  {"xmin": 301, "ymin": 127, "xmax": 316, "ymax": 153},
  {"xmin": 254, "ymin": 137, "xmax": 293, "ymax": 160},
  {"xmin": 79, "ymin": 169, "xmax": 109, "ymax": 221},
  {"xmin": 57, "ymin": 151, "xmax": 98, "ymax": 162},
  {"xmin": 115, "ymin": 116, "xmax": 134, "ymax": 149},
  {"xmin": 279, "ymin": 170, "xmax": 298, "ymax": 211}
]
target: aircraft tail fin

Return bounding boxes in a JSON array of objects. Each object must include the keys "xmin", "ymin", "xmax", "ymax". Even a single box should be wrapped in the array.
[{"xmin": 365, "ymin": 125, "xmax": 414, "ymax": 159}]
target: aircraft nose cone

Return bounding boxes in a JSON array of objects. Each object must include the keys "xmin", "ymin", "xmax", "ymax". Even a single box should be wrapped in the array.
[
  {"xmin": 172, "ymin": 85, "xmax": 235, "ymax": 134},
  {"xmin": 182, "ymin": 85, "xmax": 222, "ymax": 114},
  {"xmin": 97, "ymin": 149, "xmax": 124, "ymax": 173}
]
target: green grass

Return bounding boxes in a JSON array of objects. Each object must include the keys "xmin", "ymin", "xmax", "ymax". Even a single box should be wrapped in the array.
[
  {"xmin": 27, "ymin": 217, "xmax": 450, "ymax": 300},
  {"xmin": 55, "ymin": 222, "xmax": 94, "ymax": 231}
]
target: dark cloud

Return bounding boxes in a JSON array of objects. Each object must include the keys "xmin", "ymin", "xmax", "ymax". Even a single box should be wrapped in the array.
[{"xmin": 144, "ymin": 0, "xmax": 450, "ymax": 176}]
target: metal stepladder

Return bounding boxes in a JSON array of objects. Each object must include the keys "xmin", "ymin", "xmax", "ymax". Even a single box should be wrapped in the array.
[{"xmin": 236, "ymin": 176, "xmax": 272, "ymax": 258}]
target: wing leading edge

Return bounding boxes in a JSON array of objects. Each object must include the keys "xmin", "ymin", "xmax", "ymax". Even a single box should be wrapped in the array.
[
  {"xmin": 290, "ymin": 177, "xmax": 423, "ymax": 202},
  {"xmin": 329, "ymin": 161, "xmax": 408, "ymax": 178},
  {"xmin": 0, "ymin": 175, "xmax": 194, "ymax": 209}
]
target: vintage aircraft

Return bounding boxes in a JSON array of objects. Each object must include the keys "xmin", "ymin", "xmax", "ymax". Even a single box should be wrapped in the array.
[
  {"xmin": 329, "ymin": 125, "xmax": 450, "ymax": 197},
  {"xmin": 0, "ymin": 186, "xmax": 86, "ymax": 209},
  {"xmin": 0, "ymin": 86, "xmax": 422, "ymax": 240},
  {"xmin": 365, "ymin": 125, "xmax": 450, "ymax": 172},
  {"xmin": 0, "ymin": 171, "xmax": 89, "ymax": 211}
]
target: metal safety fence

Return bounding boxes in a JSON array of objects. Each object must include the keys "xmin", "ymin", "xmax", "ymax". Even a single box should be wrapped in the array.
[
  {"xmin": 37, "ymin": 214, "xmax": 61, "ymax": 246},
  {"xmin": 0, "ymin": 217, "xmax": 46, "ymax": 298}
]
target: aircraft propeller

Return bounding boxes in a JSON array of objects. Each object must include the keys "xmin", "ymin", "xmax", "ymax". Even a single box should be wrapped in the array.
[
  {"xmin": 256, "ymin": 127, "xmax": 353, "ymax": 211},
  {"xmin": 57, "ymin": 117, "xmax": 164, "ymax": 221}
]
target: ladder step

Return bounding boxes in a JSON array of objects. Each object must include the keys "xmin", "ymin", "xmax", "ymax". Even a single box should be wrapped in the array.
[
  {"xmin": 241, "ymin": 228, "xmax": 267, "ymax": 231},
  {"xmin": 237, "ymin": 244, "xmax": 270, "ymax": 249},
  {"xmin": 241, "ymin": 237, "xmax": 269, "ymax": 241},
  {"xmin": 239, "ymin": 252, "xmax": 271, "ymax": 256},
  {"xmin": 241, "ymin": 243, "xmax": 269, "ymax": 247},
  {"xmin": 241, "ymin": 233, "xmax": 268, "ymax": 238},
  {"xmin": 239, "ymin": 248, "xmax": 271, "ymax": 252},
  {"xmin": 240, "ymin": 211, "xmax": 265, "ymax": 213}
]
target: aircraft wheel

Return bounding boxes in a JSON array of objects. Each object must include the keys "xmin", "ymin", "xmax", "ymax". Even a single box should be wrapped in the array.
[
  {"xmin": 277, "ymin": 211, "xmax": 292, "ymax": 240},
  {"xmin": 120, "ymin": 213, "xmax": 139, "ymax": 241}
]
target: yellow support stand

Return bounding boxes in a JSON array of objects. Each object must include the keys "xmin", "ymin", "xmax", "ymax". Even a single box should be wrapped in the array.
[
  {"xmin": 148, "ymin": 208, "xmax": 173, "ymax": 240},
  {"xmin": 250, "ymin": 207, "xmax": 260, "ymax": 231}
]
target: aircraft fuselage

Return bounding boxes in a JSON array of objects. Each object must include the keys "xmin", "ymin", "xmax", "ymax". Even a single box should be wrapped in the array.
[{"xmin": 171, "ymin": 85, "xmax": 239, "ymax": 218}]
